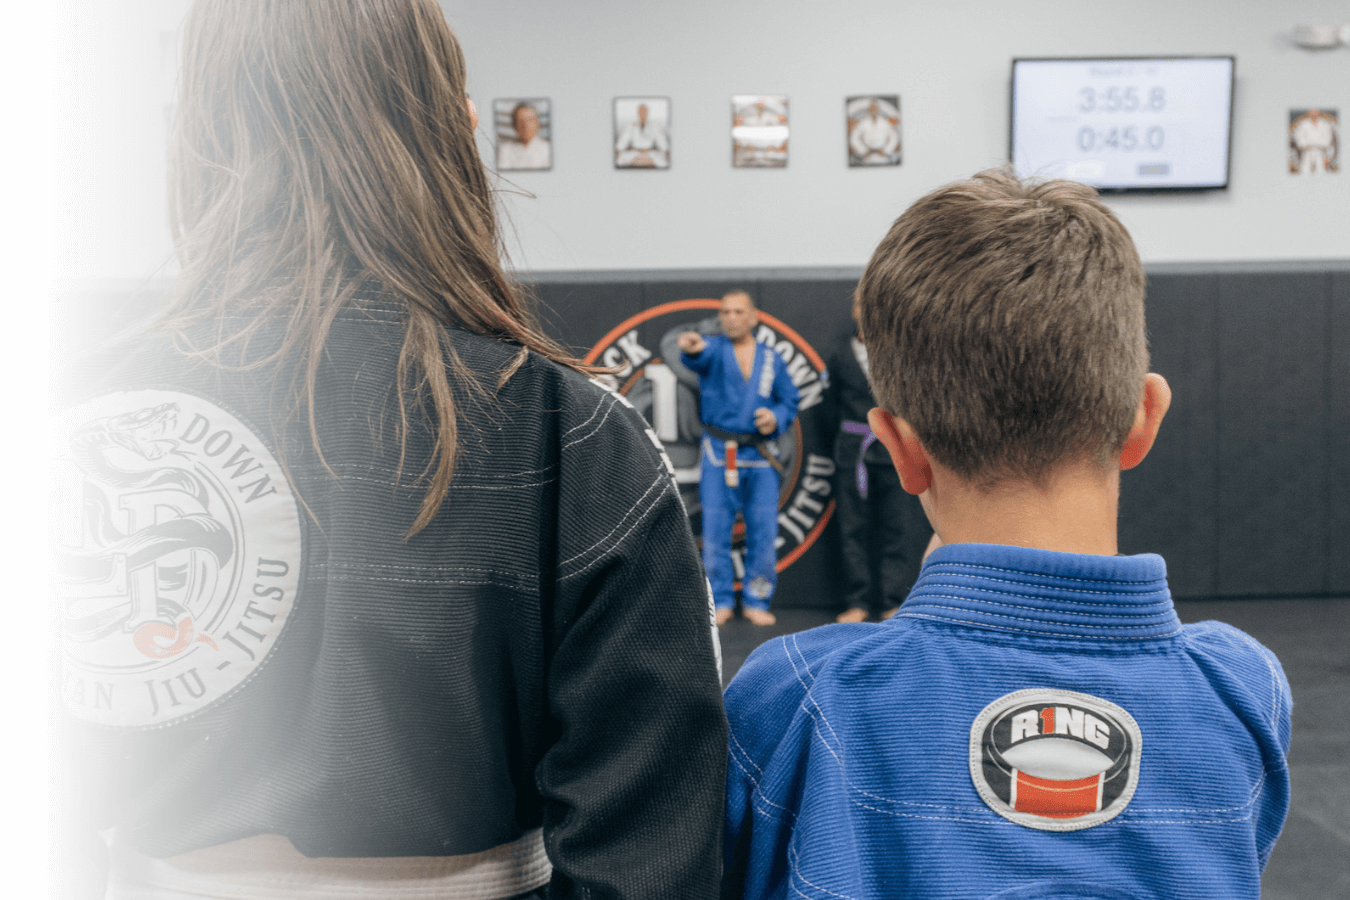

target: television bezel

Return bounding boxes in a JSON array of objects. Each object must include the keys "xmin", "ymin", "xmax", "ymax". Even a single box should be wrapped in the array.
[{"xmin": 1008, "ymin": 55, "xmax": 1236, "ymax": 193}]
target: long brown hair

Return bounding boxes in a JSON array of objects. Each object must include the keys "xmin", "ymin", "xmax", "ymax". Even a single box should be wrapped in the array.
[{"xmin": 164, "ymin": 0, "xmax": 580, "ymax": 535}]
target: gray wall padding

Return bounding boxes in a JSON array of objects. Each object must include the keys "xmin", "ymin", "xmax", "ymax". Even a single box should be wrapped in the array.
[
  {"xmin": 534, "ymin": 265, "xmax": 1350, "ymax": 603},
  {"xmin": 59, "ymin": 264, "xmax": 1350, "ymax": 604}
]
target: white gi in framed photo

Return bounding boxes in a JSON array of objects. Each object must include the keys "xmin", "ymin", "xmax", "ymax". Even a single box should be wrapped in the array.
[
  {"xmin": 732, "ymin": 95, "xmax": 788, "ymax": 168},
  {"xmin": 614, "ymin": 97, "xmax": 671, "ymax": 169},
  {"xmin": 847, "ymin": 95, "xmax": 902, "ymax": 167},
  {"xmin": 1288, "ymin": 108, "xmax": 1339, "ymax": 175},
  {"xmin": 494, "ymin": 98, "xmax": 552, "ymax": 171}
]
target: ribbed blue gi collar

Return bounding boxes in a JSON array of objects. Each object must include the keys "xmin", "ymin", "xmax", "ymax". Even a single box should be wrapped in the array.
[{"xmin": 897, "ymin": 542, "xmax": 1181, "ymax": 641}]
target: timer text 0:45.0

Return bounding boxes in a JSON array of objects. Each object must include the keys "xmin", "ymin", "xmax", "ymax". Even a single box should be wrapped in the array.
[{"xmin": 1077, "ymin": 125, "xmax": 1165, "ymax": 153}]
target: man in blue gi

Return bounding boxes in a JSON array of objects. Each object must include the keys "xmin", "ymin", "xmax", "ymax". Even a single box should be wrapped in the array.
[{"xmin": 679, "ymin": 290, "xmax": 799, "ymax": 627}]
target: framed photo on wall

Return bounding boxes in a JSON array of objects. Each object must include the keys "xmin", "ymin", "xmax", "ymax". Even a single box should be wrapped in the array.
[
  {"xmin": 1288, "ymin": 108, "xmax": 1339, "ymax": 174},
  {"xmin": 494, "ymin": 98, "xmax": 552, "ymax": 171},
  {"xmin": 614, "ymin": 97, "xmax": 671, "ymax": 169},
  {"xmin": 846, "ymin": 95, "xmax": 902, "ymax": 167},
  {"xmin": 732, "ymin": 94, "xmax": 788, "ymax": 168}
]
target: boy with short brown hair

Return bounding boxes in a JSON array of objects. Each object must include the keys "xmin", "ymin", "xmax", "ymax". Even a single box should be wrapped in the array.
[{"xmin": 723, "ymin": 170, "xmax": 1290, "ymax": 900}]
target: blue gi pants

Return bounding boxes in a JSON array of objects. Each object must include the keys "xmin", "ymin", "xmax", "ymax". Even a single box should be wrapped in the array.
[{"xmin": 699, "ymin": 459, "xmax": 779, "ymax": 610}]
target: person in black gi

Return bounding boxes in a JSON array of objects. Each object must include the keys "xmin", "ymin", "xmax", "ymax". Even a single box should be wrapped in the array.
[{"xmin": 828, "ymin": 296, "xmax": 933, "ymax": 622}]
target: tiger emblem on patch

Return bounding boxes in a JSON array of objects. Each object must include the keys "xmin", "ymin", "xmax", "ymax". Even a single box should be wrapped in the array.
[{"xmin": 54, "ymin": 390, "xmax": 302, "ymax": 728}]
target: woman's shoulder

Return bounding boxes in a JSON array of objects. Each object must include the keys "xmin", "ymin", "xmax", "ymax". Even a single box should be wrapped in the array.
[
  {"xmin": 322, "ymin": 301, "xmax": 667, "ymax": 467},
  {"xmin": 481, "ymin": 338, "xmax": 653, "ymax": 440}
]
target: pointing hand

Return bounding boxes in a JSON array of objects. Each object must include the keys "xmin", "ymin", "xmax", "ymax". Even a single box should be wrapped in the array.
[{"xmin": 678, "ymin": 332, "xmax": 706, "ymax": 355}]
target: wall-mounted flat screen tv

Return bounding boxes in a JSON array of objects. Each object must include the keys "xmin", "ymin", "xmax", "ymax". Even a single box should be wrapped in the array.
[{"xmin": 1010, "ymin": 56, "xmax": 1234, "ymax": 191}]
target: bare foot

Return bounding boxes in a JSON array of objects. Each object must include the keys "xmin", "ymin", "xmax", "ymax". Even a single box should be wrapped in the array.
[
  {"xmin": 742, "ymin": 607, "xmax": 776, "ymax": 626},
  {"xmin": 715, "ymin": 607, "xmax": 735, "ymax": 626},
  {"xmin": 835, "ymin": 607, "xmax": 868, "ymax": 624},
  {"xmin": 879, "ymin": 606, "xmax": 900, "ymax": 621}
]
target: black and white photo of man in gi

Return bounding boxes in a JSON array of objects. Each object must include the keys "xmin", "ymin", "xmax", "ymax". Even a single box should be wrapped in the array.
[
  {"xmin": 494, "ymin": 98, "xmax": 552, "ymax": 171},
  {"xmin": 1288, "ymin": 108, "xmax": 1339, "ymax": 175},
  {"xmin": 614, "ymin": 97, "xmax": 670, "ymax": 168},
  {"xmin": 847, "ymin": 95, "xmax": 902, "ymax": 167}
]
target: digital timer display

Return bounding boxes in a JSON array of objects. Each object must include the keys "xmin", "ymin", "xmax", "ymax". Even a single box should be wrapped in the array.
[{"xmin": 1010, "ymin": 57, "xmax": 1234, "ymax": 191}]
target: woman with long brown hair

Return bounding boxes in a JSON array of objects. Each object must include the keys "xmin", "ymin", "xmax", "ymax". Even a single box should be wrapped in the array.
[{"xmin": 56, "ymin": 2, "xmax": 725, "ymax": 898}]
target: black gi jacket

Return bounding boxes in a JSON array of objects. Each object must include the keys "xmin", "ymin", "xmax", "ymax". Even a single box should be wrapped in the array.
[
  {"xmin": 825, "ymin": 328, "xmax": 890, "ymax": 468},
  {"xmin": 59, "ymin": 295, "xmax": 727, "ymax": 899}
]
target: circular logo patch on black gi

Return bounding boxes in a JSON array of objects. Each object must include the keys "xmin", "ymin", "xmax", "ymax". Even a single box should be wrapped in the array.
[
  {"xmin": 970, "ymin": 689, "xmax": 1142, "ymax": 831},
  {"xmin": 585, "ymin": 299, "xmax": 833, "ymax": 582},
  {"xmin": 54, "ymin": 390, "xmax": 302, "ymax": 728}
]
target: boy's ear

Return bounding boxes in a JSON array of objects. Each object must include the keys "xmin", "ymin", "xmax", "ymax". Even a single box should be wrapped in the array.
[
  {"xmin": 1119, "ymin": 373, "xmax": 1172, "ymax": 471},
  {"xmin": 868, "ymin": 408, "xmax": 932, "ymax": 495}
]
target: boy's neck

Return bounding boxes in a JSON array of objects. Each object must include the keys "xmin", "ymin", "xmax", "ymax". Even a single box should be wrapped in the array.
[{"xmin": 928, "ymin": 459, "xmax": 1122, "ymax": 557}]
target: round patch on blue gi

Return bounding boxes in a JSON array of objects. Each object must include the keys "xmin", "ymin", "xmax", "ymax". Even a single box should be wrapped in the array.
[{"xmin": 970, "ymin": 689, "xmax": 1142, "ymax": 831}]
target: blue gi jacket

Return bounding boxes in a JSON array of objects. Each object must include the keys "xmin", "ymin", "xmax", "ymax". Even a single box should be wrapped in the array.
[
  {"xmin": 681, "ymin": 334, "xmax": 800, "ymax": 463},
  {"xmin": 724, "ymin": 542, "xmax": 1291, "ymax": 900}
]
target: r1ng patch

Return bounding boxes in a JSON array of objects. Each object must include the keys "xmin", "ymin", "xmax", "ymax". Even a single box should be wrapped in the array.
[{"xmin": 970, "ymin": 689, "xmax": 1142, "ymax": 831}]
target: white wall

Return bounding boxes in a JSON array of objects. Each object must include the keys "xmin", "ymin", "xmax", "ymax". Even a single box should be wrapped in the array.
[
  {"xmin": 65, "ymin": 0, "xmax": 1350, "ymax": 282},
  {"xmin": 63, "ymin": 0, "xmax": 189, "ymax": 284}
]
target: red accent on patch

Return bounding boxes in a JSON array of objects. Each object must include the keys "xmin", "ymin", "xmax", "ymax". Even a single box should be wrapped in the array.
[
  {"xmin": 134, "ymin": 615, "xmax": 197, "ymax": 659},
  {"xmin": 1012, "ymin": 770, "xmax": 1102, "ymax": 818}
]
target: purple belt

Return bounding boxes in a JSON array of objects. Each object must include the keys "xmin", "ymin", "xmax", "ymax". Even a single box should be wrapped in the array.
[{"xmin": 841, "ymin": 421, "xmax": 877, "ymax": 498}]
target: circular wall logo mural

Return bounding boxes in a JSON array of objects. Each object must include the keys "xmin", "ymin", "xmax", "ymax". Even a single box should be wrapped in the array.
[
  {"xmin": 585, "ymin": 299, "xmax": 834, "ymax": 582},
  {"xmin": 53, "ymin": 390, "xmax": 302, "ymax": 728}
]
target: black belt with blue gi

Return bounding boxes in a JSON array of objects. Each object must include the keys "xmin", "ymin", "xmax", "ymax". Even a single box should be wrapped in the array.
[{"xmin": 702, "ymin": 422, "xmax": 785, "ymax": 488}]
